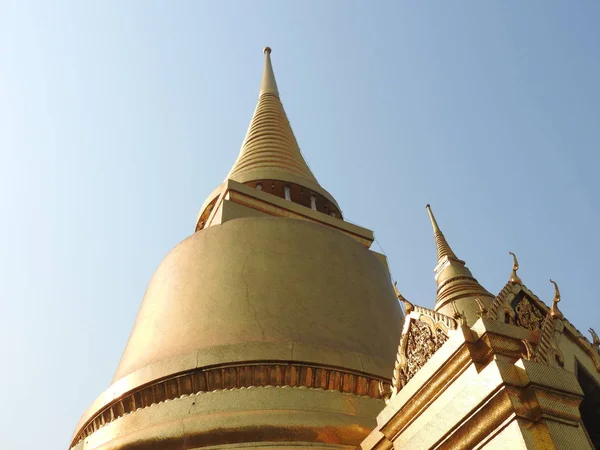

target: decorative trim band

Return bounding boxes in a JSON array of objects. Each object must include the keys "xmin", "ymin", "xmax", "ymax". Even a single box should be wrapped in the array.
[{"xmin": 72, "ymin": 362, "xmax": 388, "ymax": 448}]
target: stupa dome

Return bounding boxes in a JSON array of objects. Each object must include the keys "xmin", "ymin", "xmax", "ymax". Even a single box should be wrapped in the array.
[
  {"xmin": 71, "ymin": 217, "xmax": 402, "ymax": 448},
  {"xmin": 115, "ymin": 217, "xmax": 401, "ymax": 382}
]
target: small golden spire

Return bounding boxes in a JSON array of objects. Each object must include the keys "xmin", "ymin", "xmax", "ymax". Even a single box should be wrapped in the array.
[
  {"xmin": 508, "ymin": 252, "xmax": 522, "ymax": 284},
  {"xmin": 425, "ymin": 204, "xmax": 494, "ymax": 325},
  {"xmin": 394, "ymin": 281, "xmax": 414, "ymax": 313},
  {"xmin": 260, "ymin": 45, "xmax": 279, "ymax": 97},
  {"xmin": 549, "ymin": 279, "xmax": 563, "ymax": 319},
  {"xmin": 426, "ymin": 205, "xmax": 459, "ymax": 262}
]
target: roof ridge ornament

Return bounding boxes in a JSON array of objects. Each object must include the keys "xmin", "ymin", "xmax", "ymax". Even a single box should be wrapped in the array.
[
  {"xmin": 589, "ymin": 328, "xmax": 600, "ymax": 351},
  {"xmin": 509, "ymin": 251, "xmax": 522, "ymax": 284},
  {"xmin": 451, "ymin": 301, "xmax": 467, "ymax": 327},
  {"xmin": 549, "ymin": 279, "xmax": 563, "ymax": 319},
  {"xmin": 394, "ymin": 281, "xmax": 414, "ymax": 314},
  {"xmin": 487, "ymin": 252, "xmax": 525, "ymax": 321},
  {"xmin": 522, "ymin": 279, "xmax": 565, "ymax": 367},
  {"xmin": 475, "ymin": 297, "xmax": 488, "ymax": 318}
]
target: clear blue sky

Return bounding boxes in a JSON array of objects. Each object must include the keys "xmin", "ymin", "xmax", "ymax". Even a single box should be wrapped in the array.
[{"xmin": 1, "ymin": 1, "xmax": 599, "ymax": 448}]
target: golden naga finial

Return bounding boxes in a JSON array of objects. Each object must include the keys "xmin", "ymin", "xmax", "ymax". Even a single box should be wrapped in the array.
[
  {"xmin": 475, "ymin": 297, "xmax": 488, "ymax": 318},
  {"xmin": 451, "ymin": 301, "xmax": 467, "ymax": 326},
  {"xmin": 521, "ymin": 339, "xmax": 535, "ymax": 360},
  {"xmin": 394, "ymin": 281, "xmax": 414, "ymax": 314},
  {"xmin": 589, "ymin": 328, "xmax": 600, "ymax": 349},
  {"xmin": 378, "ymin": 380, "xmax": 393, "ymax": 404},
  {"xmin": 508, "ymin": 252, "xmax": 522, "ymax": 284},
  {"xmin": 549, "ymin": 279, "xmax": 563, "ymax": 319}
]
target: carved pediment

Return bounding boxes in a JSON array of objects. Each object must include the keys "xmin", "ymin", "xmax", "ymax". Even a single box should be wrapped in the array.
[
  {"xmin": 489, "ymin": 283, "xmax": 547, "ymax": 331},
  {"xmin": 512, "ymin": 293, "xmax": 546, "ymax": 331},
  {"xmin": 390, "ymin": 306, "xmax": 456, "ymax": 397},
  {"xmin": 492, "ymin": 283, "xmax": 600, "ymax": 372},
  {"xmin": 398, "ymin": 320, "xmax": 449, "ymax": 386}
]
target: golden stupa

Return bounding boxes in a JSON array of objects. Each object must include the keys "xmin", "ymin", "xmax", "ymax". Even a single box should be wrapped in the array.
[{"xmin": 71, "ymin": 49, "xmax": 600, "ymax": 450}]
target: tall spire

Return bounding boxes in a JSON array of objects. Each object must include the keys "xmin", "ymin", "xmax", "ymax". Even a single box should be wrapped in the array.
[
  {"xmin": 259, "ymin": 47, "xmax": 279, "ymax": 96},
  {"xmin": 226, "ymin": 47, "xmax": 340, "ymax": 210},
  {"xmin": 426, "ymin": 205, "xmax": 459, "ymax": 262},
  {"xmin": 425, "ymin": 205, "xmax": 494, "ymax": 325}
]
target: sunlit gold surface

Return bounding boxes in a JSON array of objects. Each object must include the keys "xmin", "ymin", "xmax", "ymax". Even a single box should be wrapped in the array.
[
  {"xmin": 362, "ymin": 317, "xmax": 594, "ymax": 449},
  {"xmin": 72, "ymin": 217, "xmax": 402, "ymax": 448},
  {"xmin": 113, "ymin": 217, "xmax": 400, "ymax": 381},
  {"xmin": 201, "ymin": 180, "xmax": 371, "ymax": 246},
  {"xmin": 73, "ymin": 386, "xmax": 384, "ymax": 450},
  {"xmin": 72, "ymin": 47, "xmax": 599, "ymax": 450},
  {"xmin": 70, "ymin": 47, "xmax": 405, "ymax": 449},
  {"xmin": 196, "ymin": 48, "xmax": 340, "ymax": 229},
  {"xmin": 364, "ymin": 257, "xmax": 600, "ymax": 450},
  {"xmin": 509, "ymin": 251, "xmax": 523, "ymax": 284}
]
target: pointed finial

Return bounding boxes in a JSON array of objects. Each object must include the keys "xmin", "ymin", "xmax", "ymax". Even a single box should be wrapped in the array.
[
  {"xmin": 521, "ymin": 338, "xmax": 535, "ymax": 360},
  {"xmin": 549, "ymin": 279, "xmax": 563, "ymax": 319},
  {"xmin": 508, "ymin": 252, "xmax": 522, "ymax": 284},
  {"xmin": 451, "ymin": 301, "xmax": 467, "ymax": 326},
  {"xmin": 426, "ymin": 205, "xmax": 459, "ymax": 262},
  {"xmin": 378, "ymin": 380, "xmax": 392, "ymax": 404},
  {"xmin": 394, "ymin": 281, "xmax": 414, "ymax": 313},
  {"xmin": 589, "ymin": 328, "xmax": 600, "ymax": 349},
  {"xmin": 260, "ymin": 46, "xmax": 279, "ymax": 97},
  {"xmin": 475, "ymin": 297, "xmax": 488, "ymax": 318}
]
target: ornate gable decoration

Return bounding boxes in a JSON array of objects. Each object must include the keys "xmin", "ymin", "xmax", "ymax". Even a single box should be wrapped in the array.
[
  {"xmin": 395, "ymin": 318, "xmax": 449, "ymax": 389},
  {"xmin": 488, "ymin": 253, "xmax": 600, "ymax": 372},
  {"xmin": 513, "ymin": 294, "xmax": 546, "ymax": 331},
  {"xmin": 490, "ymin": 261, "xmax": 600, "ymax": 372},
  {"xmin": 487, "ymin": 253, "xmax": 546, "ymax": 331},
  {"xmin": 389, "ymin": 286, "xmax": 458, "ymax": 399},
  {"xmin": 488, "ymin": 283, "xmax": 547, "ymax": 331}
]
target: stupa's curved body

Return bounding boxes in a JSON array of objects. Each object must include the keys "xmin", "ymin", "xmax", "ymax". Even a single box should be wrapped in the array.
[{"xmin": 70, "ymin": 48, "xmax": 403, "ymax": 449}]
